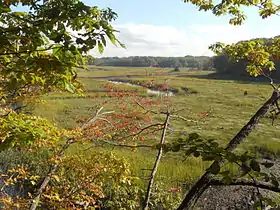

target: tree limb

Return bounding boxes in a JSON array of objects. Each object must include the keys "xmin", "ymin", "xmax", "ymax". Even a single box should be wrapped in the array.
[
  {"xmin": 210, "ymin": 177, "xmax": 280, "ymax": 193},
  {"xmin": 113, "ymin": 123, "xmax": 164, "ymax": 141},
  {"xmin": 98, "ymin": 139, "xmax": 153, "ymax": 149},
  {"xmin": 0, "ymin": 45, "xmax": 62, "ymax": 56},
  {"xmin": 143, "ymin": 112, "xmax": 170, "ymax": 210},
  {"xmin": 177, "ymin": 89, "xmax": 280, "ymax": 210}
]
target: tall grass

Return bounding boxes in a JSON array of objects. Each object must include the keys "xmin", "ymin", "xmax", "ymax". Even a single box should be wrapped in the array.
[{"xmin": 32, "ymin": 66, "xmax": 280, "ymax": 187}]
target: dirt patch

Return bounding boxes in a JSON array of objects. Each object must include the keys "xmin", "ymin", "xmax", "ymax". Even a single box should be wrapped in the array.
[{"xmin": 196, "ymin": 185, "xmax": 274, "ymax": 210}]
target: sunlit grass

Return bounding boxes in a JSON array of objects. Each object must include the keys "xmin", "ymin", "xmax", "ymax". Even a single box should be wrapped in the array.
[{"xmin": 33, "ymin": 66, "xmax": 280, "ymax": 187}]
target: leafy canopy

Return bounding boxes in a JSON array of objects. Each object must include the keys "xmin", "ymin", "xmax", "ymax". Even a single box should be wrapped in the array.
[
  {"xmin": 0, "ymin": 0, "xmax": 123, "ymax": 149},
  {"xmin": 0, "ymin": 0, "xmax": 122, "ymax": 107}
]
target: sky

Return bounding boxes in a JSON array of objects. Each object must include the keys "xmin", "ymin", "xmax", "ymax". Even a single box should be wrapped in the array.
[
  {"xmin": 83, "ymin": 0, "xmax": 280, "ymax": 57},
  {"xmin": 15, "ymin": 0, "xmax": 280, "ymax": 57}
]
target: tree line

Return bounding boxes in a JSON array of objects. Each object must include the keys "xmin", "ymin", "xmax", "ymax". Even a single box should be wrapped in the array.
[
  {"xmin": 88, "ymin": 55, "xmax": 214, "ymax": 70},
  {"xmin": 213, "ymin": 36, "xmax": 280, "ymax": 80},
  {"xmin": 89, "ymin": 36, "xmax": 280, "ymax": 82}
]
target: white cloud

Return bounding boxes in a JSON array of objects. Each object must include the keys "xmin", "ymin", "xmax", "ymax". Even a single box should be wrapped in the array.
[{"xmin": 90, "ymin": 22, "xmax": 280, "ymax": 57}]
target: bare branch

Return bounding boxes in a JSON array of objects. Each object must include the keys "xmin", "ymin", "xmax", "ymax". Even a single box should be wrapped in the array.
[
  {"xmin": 143, "ymin": 112, "xmax": 170, "ymax": 210},
  {"xmin": 114, "ymin": 123, "xmax": 164, "ymax": 141},
  {"xmin": 261, "ymin": 72, "xmax": 277, "ymax": 90},
  {"xmin": 178, "ymin": 90, "xmax": 280, "ymax": 210},
  {"xmin": 98, "ymin": 139, "xmax": 153, "ymax": 149},
  {"xmin": 210, "ymin": 177, "xmax": 280, "ymax": 193},
  {"xmin": 234, "ymin": 161, "xmax": 264, "ymax": 209},
  {"xmin": 135, "ymin": 100, "xmax": 169, "ymax": 115},
  {"xmin": 135, "ymin": 100, "xmax": 158, "ymax": 115}
]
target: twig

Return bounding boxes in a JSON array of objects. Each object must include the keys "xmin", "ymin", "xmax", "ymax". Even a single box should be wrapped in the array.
[
  {"xmin": 262, "ymin": 73, "xmax": 277, "ymax": 90},
  {"xmin": 0, "ymin": 45, "xmax": 62, "ymax": 56},
  {"xmin": 143, "ymin": 112, "xmax": 170, "ymax": 210},
  {"xmin": 247, "ymin": 0, "xmax": 280, "ymax": 17},
  {"xmin": 113, "ymin": 123, "xmax": 164, "ymax": 141},
  {"xmin": 135, "ymin": 100, "xmax": 158, "ymax": 115},
  {"xmin": 98, "ymin": 140, "xmax": 153, "ymax": 149},
  {"xmin": 234, "ymin": 161, "xmax": 264, "ymax": 209},
  {"xmin": 0, "ymin": 105, "xmax": 27, "ymax": 117}
]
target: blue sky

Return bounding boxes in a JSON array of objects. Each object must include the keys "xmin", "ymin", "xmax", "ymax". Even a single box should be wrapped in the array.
[
  {"xmin": 84, "ymin": 0, "xmax": 272, "ymax": 27},
  {"xmin": 83, "ymin": 0, "xmax": 280, "ymax": 57},
  {"xmin": 14, "ymin": 1, "xmax": 280, "ymax": 57}
]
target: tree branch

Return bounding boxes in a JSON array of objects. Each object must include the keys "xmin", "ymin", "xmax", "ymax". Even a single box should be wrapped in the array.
[
  {"xmin": 98, "ymin": 139, "xmax": 153, "ymax": 149},
  {"xmin": 143, "ymin": 112, "xmax": 170, "ymax": 210},
  {"xmin": 0, "ymin": 45, "xmax": 62, "ymax": 56},
  {"xmin": 210, "ymin": 177, "xmax": 280, "ymax": 193},
  {"xmin": 113, "ymin": 123, "xmax": 164, "ymax": 141},
  {"xmin": 177, "ymin": 89, "xmax": 280, "ymax": 210}
]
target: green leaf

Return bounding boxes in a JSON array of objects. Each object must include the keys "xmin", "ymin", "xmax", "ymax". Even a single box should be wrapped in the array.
[
  {"xmin": 271, "ymin": 179, "xmax": 279, "ymax": 188},
  {"xmin": 107, "ymin": 32, "xmax": 117, "ymax": 45},
  {"xmin": 189, "ymin": 133, "xmax": 200, "ymax": 140},
  {"xmin": 240, "ymin": 152, "xmax": 248, "ymax": 162},
  {"xmin": 0, "ymin": 7, "xmax": 11, "ymax": 13},
  {"xmin": 241, "ymin": 164, "xmax": 251, "ymax": 175},
  {"xmin": 101, "ymin": 36, "xmax": 107, "ymax": 46},
  {"xmin": 209, "ymin": 162, "xmax": 220, "ymax": 175},
  {"xmin": 262, "ymin": 161, "xmax": 274, "ymax": 168},
  {"xmin": 202, "ymin": 154, "xmax": 215, "ymax": 161},
  {"xmin": 193, "ymin": 151, "xmax": 200, "ymax": 157},
  {"xmin": 171, "ymin": 144, "xmax": 181, "ymax": 152},
  {"xmin": 98, "ymin": 42, "xmax": 104, "ymax": 54},
  {"xmin": 64, "ymin": 82, "xmax": 74, "ymax": 93},
  {"xmin": 223, "ymin": 175, "xmax": 232, "ymax": 185},
  {"xmin": 250, "ymin": 159, "xmax": 261, "ymax": 172}
]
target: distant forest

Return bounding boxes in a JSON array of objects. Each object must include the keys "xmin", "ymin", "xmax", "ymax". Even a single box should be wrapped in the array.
[
  {"xmin": 87, "ymin": 56, "xmax": 214, "ymax": 70},
  {"xmin": 213, "ymin": 36, "xmax": 280, "ymax": 80},
  {"xmin": 88, "ymin": 36, "xmax": 280, "ymax": 80}
]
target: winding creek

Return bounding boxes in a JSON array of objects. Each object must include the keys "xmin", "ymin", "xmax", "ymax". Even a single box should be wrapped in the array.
[{"xmin": 109, "ymin": 80, "xmax": 175, "ymax": 97}]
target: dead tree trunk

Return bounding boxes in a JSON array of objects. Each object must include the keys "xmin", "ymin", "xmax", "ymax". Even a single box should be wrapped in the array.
[
  {"xmin": 177, "ymin": 90, "xmax": 280, "ymax": 210},
  {"xmin": 143, "ymin": 112, "xmax": 170, "ymax": 210}
]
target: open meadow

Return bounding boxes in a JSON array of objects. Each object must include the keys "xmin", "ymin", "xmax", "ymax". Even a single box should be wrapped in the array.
[
  {"xmin": 3, "ymin": 1, "xmax": 280, "ymax": 209},
  {"xmin": 31, "ymin": 66, "xmax": 280, "ymax": 193}
]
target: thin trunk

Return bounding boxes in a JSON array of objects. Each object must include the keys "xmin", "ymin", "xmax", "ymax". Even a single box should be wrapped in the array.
[
  {"xmin": 29, "ymin": 107, "xmax": 109, "ymax": 210},
  {"xmin": 177, "ymin": 90, "xmax": 280, "ymax": 210},
  {"xmin": 143, "ymin": 112, "xmax": 170, "ymax": 210},
  {"xmin": 30, "ymin": 139, "xmax": 73, "ymax": 210}
]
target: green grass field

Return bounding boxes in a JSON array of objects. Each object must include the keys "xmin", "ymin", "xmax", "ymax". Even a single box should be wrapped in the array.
[{"xmin": 33, "ymin": 66, "xmax": 280, "ymax": 189}]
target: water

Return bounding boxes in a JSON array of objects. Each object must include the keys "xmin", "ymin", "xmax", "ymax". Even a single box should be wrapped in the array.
[
  {"xmin": 109, "ymin": 80, "xmax": 175, "ymax": 97},
  {"xmin": 109, "ymin": 81, "xmax": 137, "ymax": 87},
  {"xmin": 147, "ymin": 89, "xmax": 174, "ymax": 97}
]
